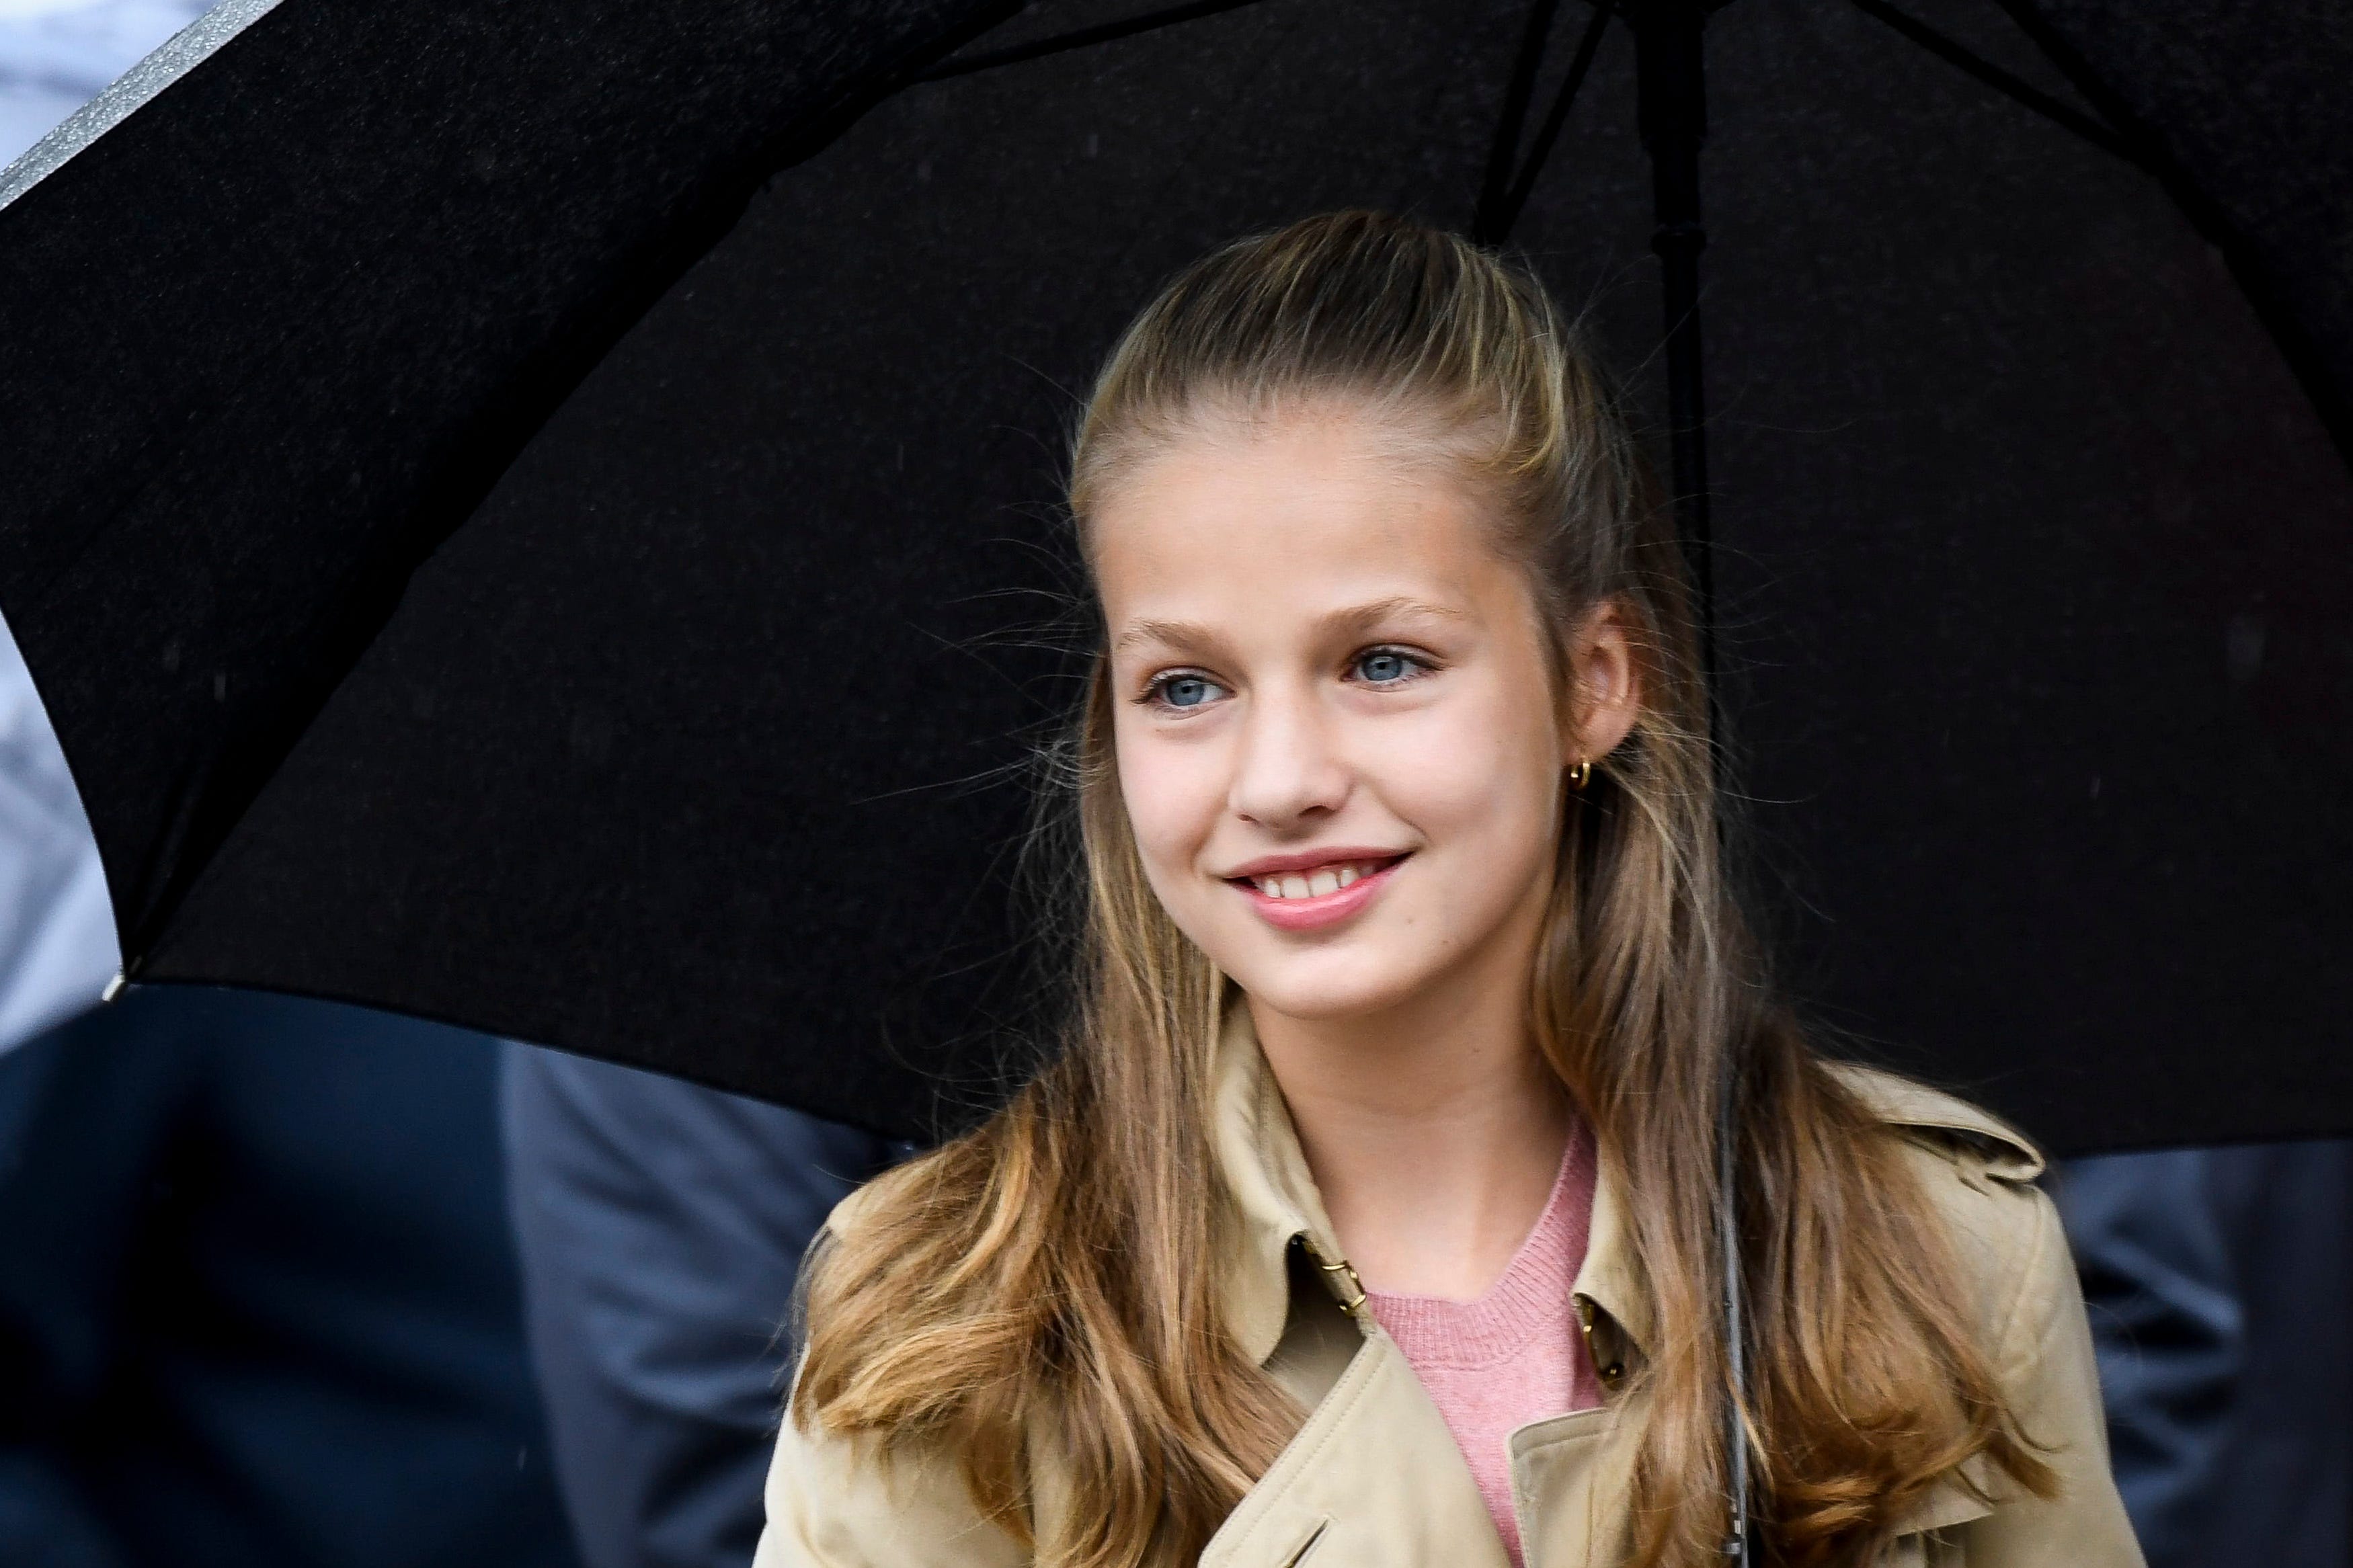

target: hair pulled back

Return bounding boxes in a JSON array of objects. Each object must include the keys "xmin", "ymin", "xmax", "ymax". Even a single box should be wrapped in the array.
[{"xmin": 795, "ymin": 211, "xmax": 2052, "ymax": 1568}]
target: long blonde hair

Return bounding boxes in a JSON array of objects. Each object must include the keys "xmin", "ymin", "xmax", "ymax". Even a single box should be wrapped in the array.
[{"xmin": 795, "ymin": 212, "xmax": 2054, "ymax": 1568}]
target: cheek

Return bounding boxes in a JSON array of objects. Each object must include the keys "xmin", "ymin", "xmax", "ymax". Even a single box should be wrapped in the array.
[
  {"xmin": 1380, "ymin": 686, "xmax": 1560, "ymax": 868},
  {"xmin": 1112, "ymin": 720, "xmax": 1227, "ymax": 882}
]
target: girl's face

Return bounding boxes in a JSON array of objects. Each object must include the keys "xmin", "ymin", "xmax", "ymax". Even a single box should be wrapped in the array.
[{"xmin": 1093, "ymin": 404, "xmax": 1636, "ymax": 1027}]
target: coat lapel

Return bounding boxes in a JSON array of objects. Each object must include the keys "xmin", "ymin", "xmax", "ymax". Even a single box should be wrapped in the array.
[
  {"xmin": 1205, "ymin": 1007, "xmax": 1636, "ymax": 1568},
  {"xmin": 1203, "ymin": 1331, "xmax": 1511, "ymax": 1568}
]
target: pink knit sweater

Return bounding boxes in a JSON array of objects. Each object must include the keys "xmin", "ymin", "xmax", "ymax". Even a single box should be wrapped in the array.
[{"xmin": 1363, "ymin": 1124, "xmax": 1602, "ymax": 1567}]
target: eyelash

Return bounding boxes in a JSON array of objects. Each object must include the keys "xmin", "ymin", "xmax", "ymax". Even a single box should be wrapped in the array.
[
  {"xmin": 1138, "ymin": 669, "xmax": 1225, "ymax": 712},
  {"xmin": 1136, "ymin": 647, "xmax": 1435, "ymax": 711},
  {"xmin": 1348, "ymin": 645, "xmax": 1434, "ymax": 686}
]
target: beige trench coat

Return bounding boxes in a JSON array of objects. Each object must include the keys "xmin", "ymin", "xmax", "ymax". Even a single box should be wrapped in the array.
[{"xmin": 756, "ymin": 1012, "xmax": 2143, "ymax": 1568}]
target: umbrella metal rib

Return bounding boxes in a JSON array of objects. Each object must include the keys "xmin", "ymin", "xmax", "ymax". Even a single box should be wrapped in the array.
[
  {"xmin": 1846, "ymin": 0, "xmax": 2151, "ymax": 175},
  {"xmin": 1474, "ymin": 0, "xmax": 1566, "ymax": 241},
  {"xmin": 1827, "ymin": 0, "xmax": 2353, "ymax": 470},
  {"xmin": 1474, "ymin": 0, "xmax": 1613, "ymax": 245},
  {"xmin": 1989, "ymin": 0, "xmax": 2353, "ymax": 471}
]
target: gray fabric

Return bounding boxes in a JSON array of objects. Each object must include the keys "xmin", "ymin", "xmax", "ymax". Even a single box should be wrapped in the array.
[
  {"xmin": 502, "ymin": 1044, "xmax": 902, "ymax": 1568},
  {"xmin": 0, "ymin": 612, "xmax": 114, "ymax": 1053}
]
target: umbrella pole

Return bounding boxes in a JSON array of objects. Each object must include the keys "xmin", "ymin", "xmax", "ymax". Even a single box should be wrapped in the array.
[
  {"xmin": 1632, "ymin": 0, "xmax": 1714, "ymax": 645},
  {"xmin": 1630, "ymin": 3, "xmax": 1748, "ymax": 1561}
]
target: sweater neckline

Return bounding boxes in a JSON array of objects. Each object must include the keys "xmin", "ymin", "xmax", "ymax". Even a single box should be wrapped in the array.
[{"xmin": 1362, "ymin": 1120, "xmax": 1597, "ymax": 1370}]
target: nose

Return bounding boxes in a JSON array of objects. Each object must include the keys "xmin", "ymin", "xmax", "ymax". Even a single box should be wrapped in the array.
[{"xmin": 1228, "ymin": 683, "xmax": 1350, "ymax": 831}]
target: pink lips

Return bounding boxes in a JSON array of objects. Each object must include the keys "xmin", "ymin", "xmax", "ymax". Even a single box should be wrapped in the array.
[{"xmin": 1228, "ymin": 854, "xmax": 1406, "ymax": 932}]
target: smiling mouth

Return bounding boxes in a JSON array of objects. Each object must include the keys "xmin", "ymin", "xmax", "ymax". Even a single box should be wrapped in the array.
[{"xmin": 1229, "ymin": 855, "xmax": 1406, "ymax": 901}]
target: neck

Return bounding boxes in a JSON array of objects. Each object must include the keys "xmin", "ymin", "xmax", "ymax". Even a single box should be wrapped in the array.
[{"xmin": 1248, "ymin": 934, "xmax": 1573, "ymax": 1302}]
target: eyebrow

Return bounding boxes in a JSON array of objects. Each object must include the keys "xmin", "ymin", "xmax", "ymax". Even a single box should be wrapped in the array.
[{"xmin": 1112, "ymin": 595, "xmax": 1466, "ymax": 655}]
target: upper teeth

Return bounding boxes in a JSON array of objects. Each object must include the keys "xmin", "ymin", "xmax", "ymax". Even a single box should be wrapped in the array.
[{"xmin": 1252, "ymin": 861, "xmax": 1384, "ymax": 899}]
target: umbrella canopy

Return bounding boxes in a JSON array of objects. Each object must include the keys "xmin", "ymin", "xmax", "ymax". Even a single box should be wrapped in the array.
[{"xmin": 1, "ymin": 0, "xmax": 2346, "ymax": 1151}]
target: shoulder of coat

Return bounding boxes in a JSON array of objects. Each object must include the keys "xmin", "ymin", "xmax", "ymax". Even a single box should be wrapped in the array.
[
  {"xmin": 1822, "ymin": 1059, "xmax": 2046, "ymax": 1183},
  {"xmin": 1825, "ymin": 1062, "xmax": 2063, "ymax": 1354}
]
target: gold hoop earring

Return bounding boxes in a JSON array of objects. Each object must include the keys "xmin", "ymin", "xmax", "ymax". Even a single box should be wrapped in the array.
[{"xmin": 1568, "ymin": 758, "xmax": 1593, "ymax": 792}]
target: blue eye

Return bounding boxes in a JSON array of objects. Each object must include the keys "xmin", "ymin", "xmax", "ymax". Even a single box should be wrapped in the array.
[
  {"xmin": 1353, "ymin": 649, "xmax": 1421, "ymax": 685},
  {"xmin": 1150, "ymin": 673, "xmax": 1226, "ymax": 710}
]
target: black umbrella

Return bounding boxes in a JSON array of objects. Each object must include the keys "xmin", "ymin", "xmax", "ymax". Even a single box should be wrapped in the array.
[{"xmin": 1, "ymin": 0, "xmax": 2347, "ymax": 1155}]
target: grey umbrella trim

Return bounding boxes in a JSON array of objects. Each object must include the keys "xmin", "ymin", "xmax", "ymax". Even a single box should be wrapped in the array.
[{"xmin": 0, "ymin": 0, "xmax": 282, "ymax": 212}]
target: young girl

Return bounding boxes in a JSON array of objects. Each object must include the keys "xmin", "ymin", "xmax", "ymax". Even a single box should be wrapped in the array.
[{"xmin": 756, "ymin": 212, "xmax": 2139, "ymax": 1568}]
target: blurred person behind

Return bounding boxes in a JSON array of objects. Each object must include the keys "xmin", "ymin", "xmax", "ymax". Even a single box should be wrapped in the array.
[
  {"xmin": 502, "ymin": 1046, "xmax": 904, "ymax": 1568},
  {"xmin": 2061, "ymin": 1144, "xmax": 2352, "ymax": 1568},
  {"xmin": 0, "ymin": 986, "xmax": 582, "ymax": 1568}
]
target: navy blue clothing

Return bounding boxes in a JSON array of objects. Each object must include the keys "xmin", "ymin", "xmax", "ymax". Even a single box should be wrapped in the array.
[
  {"xmin": 2059, "ymin": 1144, "xmax": 2352, "ymax": 1568},
  {"xmin": 502, "ymin": 1045, "xmax": 900, "ymax": 1568},
  {"xmin": 0, "ymin": 987, "xmax": 580, "ymax": 1568}
]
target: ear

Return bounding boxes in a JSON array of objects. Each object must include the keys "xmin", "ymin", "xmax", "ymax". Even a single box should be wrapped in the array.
[{"xmin": 1560, "ymin": 602, "xmax": 1641, "ymax": 768}]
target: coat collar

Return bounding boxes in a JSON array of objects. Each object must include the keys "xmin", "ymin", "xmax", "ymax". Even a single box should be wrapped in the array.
[
  {"xmin": 1209, "ymin": 1002, "xmax": 1337, "ymax": 1366},
  {"xmin": 1826, "ymin": 1060, "xmax": 2046, "ymax": 1180},
  {"xmin": 1207, "ymin": 1003, "xmax": 1652, "ymax": 1366},
  {"xmin": 1204, "ymin": 1014, "xmax": 2045, "ymax": 1372}
]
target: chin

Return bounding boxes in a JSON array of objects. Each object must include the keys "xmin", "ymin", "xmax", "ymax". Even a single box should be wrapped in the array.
[{"xmin": 1223, "ymin": 952, "xmax": 1431, "ymax": 1024}]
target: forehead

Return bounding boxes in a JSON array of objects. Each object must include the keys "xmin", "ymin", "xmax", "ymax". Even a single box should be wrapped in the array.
[{"xmin": 1088, "ymin": 410, "xmax": 1520, "ymax": 638}]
